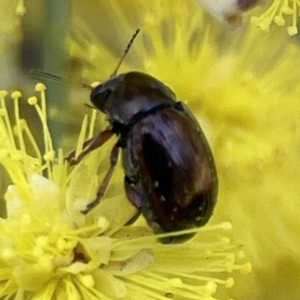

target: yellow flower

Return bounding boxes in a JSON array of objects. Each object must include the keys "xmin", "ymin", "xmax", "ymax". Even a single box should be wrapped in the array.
[
  {"xmin": 252, "ymin": 0, "xmax": 300, "ymax": 35},
  {"xmin": 3, "ymin": 0, "xmax": 300, "ymax": 299},
  {"xmin": 197, "ymin": 0, "xmax": 300, "ymax": 35},
  {"xmin": 0, "ymin": 85, "xmax": 250, "ymax": 299},
  {"xmin": 67, "ymin": 0, "xmax": 300, "ymax": 299},
  {"xmin": 197, "ymin": 0, "xmax": 260, "ymax": 26}
]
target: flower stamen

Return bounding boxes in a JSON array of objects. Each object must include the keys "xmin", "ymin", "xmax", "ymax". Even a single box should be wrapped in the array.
[
  {"xmin": 252, "ymin": 0, "xmax": 300, "ymax": 35},
  {"xmin": 0, "ymin": 83, "xmax": 251, "ymax": 299}
]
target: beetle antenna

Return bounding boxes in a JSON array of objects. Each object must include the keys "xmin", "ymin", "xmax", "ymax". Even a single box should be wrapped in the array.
[
  {"xmin": 30, "ymin": 69, "xmax": 93, "ymax": 91},
  {"xmin": 110, "ymin": 28, "xmax": 140, "ymax": 78}
]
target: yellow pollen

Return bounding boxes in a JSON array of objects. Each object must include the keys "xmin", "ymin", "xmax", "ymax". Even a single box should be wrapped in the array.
[
  {"xmin": 206, "ymin": 281, "xmax": 217, "ymax": 294},
  {"xmin": 16, "ymin": 0, "xmax": 26, "ymax": 16},
  {"xmin": 239, "ymin": 262, "xmax": 252, "ymax": 274},
  {"xmin": 252, "ymin": 0, "xmax": 300, "ymax": 36},
  {"xmin": 221, "ymin": 221, "xmax": 232, "ymax": 230},
  {"xmin": 43, "ymin": 150, "xmax": 55, "ymax": 161},
  {"xmin": 287, "ymin": 26, "xmax": 298, "ymax": 35},
  {"xmin": 28, "ymin": 96, "xmax": 38, "ymax": 105},
  {"xmin": 225, "ymin": 278, "xmax": 235, "ymax": 288},
  {"xmin": 11, "ymin": 91, "xmax": 22, "ymax": 99},
  {"xmin": 35, "ymin": 83, "xmax": 47, "ymax": 91},
  {"xmin": 0, "ymin": 90, "xmax": 8, "ymax": 98}
]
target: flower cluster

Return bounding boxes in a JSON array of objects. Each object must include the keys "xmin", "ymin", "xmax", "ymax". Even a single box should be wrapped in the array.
[
  {"xmin": 0, "ymin": 84, "xmax": 250, "ymax": 299},
  {"xmin": 252, "ymin": 0, "xmax": 300, "ymax": 35}
]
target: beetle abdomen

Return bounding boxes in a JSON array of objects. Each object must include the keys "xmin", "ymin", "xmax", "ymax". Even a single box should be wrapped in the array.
[{"xmin": 123, "ymin": 104, "xmax": 218, "ymax": 241}]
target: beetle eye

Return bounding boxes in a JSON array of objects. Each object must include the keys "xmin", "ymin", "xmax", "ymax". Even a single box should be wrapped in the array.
[
  {"xmin": 95, "ymin": 89, "xmax": 111, "ymax": 102},
  {"xmin": 91, "ymin": 89, "xmax": 112, "ymax": 111}
]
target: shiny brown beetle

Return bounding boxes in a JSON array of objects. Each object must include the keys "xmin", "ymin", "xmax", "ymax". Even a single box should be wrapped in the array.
[{"xmin": 69, "ymin": 30, "xmax": 218, "ymax": 243}]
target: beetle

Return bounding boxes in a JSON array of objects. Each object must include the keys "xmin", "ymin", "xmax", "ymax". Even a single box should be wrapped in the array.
[{"xmin": 68, "ymin": 29, "xmax": 218, "ymax": 243}]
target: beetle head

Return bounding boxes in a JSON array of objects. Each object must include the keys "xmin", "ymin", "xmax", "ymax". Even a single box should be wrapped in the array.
[
  {"xmin": 90, "ymin": 74, "xmax": 126, "ymax": 112},
  {"xmin": 91, "ymin": 29, "xmax": 140, "ymax": 113}
]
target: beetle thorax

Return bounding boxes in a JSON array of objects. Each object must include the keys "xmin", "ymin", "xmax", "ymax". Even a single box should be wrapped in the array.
[{"xmin": 104, "ymin": 72, "xmax": 177, "ymax": 125}]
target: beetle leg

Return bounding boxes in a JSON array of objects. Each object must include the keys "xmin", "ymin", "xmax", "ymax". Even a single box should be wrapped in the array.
[
  {"xmin": 124, "ymin": 209, "xmax": 142, "ymax": 225},
  {"xmin": 82, "ymin": 142, "xmax": 119, "ymax": 214},
  {"xmin": 123, "ymin": 176, "xmax": 143, "ymax": 225},
  {"xmin": 124, "ymin": 176, "xmax": 144, "ymax": 208},
  {"xmin": 65, "ymin": 136, "xmax": 93, "ymax": 163},
  {"xmin": 66, "ymin": 126, "xmax": 114, "ymax": 166}
]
